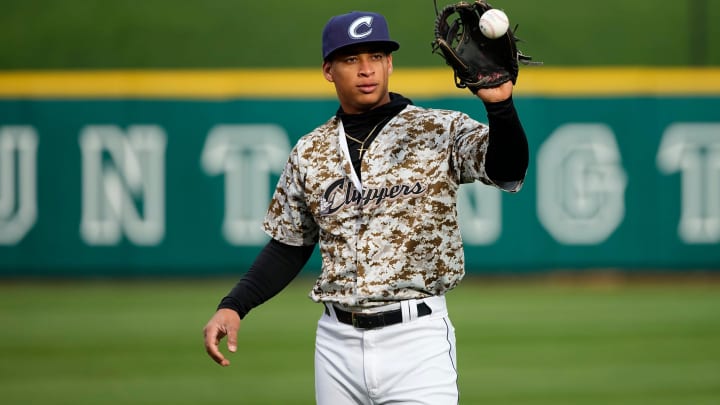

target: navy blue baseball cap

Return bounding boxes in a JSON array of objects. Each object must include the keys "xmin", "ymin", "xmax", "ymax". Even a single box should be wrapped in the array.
[{"xmin": 322, "ymin": 11, "xmax": 400, "ymax": 60}]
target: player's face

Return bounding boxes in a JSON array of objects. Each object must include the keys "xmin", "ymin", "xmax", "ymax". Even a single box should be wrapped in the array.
[{"xmin": 323, "ymin": 46, "xmax": 393, "ymax": 114}]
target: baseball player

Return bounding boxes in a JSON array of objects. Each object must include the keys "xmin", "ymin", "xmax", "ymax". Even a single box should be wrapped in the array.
[{"xmin": 204, "ymin": 9, "xmax": 528, "ymax": 404}]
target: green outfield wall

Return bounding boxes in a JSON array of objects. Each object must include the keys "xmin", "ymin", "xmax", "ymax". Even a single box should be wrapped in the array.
[{"xmin": 0, "ymin": 69, "xmax": 719, "ymax": 276}]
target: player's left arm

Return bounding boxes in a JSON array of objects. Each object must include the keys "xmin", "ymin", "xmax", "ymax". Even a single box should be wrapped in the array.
[{"xmin": 478, "ymin": 81, "xmax": 529, "ymax": 191}]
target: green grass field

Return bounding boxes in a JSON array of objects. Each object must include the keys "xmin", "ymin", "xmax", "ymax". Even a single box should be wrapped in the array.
[{"xmin": 1, "ymin": 277, "xmax": 719, "ymax": 404}]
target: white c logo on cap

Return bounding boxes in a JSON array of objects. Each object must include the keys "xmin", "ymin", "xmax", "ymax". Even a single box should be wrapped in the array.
[{"xmin": 348, "ymin": 16, "xmax": 373, "ymax": 39}]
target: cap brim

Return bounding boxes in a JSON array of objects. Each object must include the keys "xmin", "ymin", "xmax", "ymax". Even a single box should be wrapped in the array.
[{"xmin": 324, "ymin": 40, "xmax": 400, "ymax": 60}]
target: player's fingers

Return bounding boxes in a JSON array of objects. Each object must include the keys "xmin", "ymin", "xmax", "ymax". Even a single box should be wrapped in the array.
[
  {"xmin": 203, "ymin": 324, "xmax": 230, "ymax": 367},
  {"xmin": 226, "ymin": 324, "xmax": 238, "ymax": 353},
  {"xmin": 216, "ymin": 308, "xmax": 241, "ymax": 354}
]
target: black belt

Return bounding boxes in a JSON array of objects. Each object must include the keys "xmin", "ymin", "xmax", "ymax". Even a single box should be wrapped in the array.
[{"xmin": 328, "ymin": 302, "xmax": 432, "ymax": 330}]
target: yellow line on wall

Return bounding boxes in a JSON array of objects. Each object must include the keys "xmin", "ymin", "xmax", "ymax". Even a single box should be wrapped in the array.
[{"xmin": 0, "ymin": 68, "xmax": 719, "ymax": 99}]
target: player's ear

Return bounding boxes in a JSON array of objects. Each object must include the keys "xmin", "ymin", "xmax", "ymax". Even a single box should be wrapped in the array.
[
  {"xmin": 322, "ymin": 61, "xmax": 334, "ymax": 82},
  {"xmin": 387, "ymin": 54, "xmax": 393, "ymax": 75}
]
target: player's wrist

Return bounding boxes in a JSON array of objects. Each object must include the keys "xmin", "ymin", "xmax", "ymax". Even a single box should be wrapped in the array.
[
  {"xmin": 483, "ymin": 95, "xmax": 514, "ymax": 116},
  {"xmin": 217, "ymin": 296, "xmax": 248, "ymax": 319}
]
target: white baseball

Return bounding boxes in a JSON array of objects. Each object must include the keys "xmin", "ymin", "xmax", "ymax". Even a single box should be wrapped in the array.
[{"xmin": 479, "ymin": 9, "xmax": 509, "ymax": 39}]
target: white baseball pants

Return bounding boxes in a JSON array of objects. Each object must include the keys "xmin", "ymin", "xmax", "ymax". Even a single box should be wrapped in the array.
[{"xmin": 314, "ymin": 296, "xmax": 458, "ymax": 405}]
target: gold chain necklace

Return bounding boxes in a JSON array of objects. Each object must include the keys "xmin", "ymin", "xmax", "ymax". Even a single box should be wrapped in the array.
[{"xmin": 344, "ymin": 119, "xmax": 387, "ymax": 160}]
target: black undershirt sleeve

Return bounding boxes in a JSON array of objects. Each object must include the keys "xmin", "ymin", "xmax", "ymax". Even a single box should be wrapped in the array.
[
  {"xmin": 217, "ymin": 239, "xmax": 315, "ymax": 319},
  {"xmin": 483, "ymin": 96, "xmax": 529, "ymax": 184}
]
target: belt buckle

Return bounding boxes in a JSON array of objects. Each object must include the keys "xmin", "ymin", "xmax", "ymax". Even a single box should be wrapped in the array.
[{"xmin": 351, "ymin": 312, "xmax": 360, "ymax": 328}]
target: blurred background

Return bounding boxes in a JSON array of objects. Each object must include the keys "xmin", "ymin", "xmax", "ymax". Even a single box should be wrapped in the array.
[
  {"xmin": 0, "ymin": 1, "xmax": 718, "ymax": 404},
  {"xmin": 1, "ymin": 0, "xmax": 718, "ymax": 67}
]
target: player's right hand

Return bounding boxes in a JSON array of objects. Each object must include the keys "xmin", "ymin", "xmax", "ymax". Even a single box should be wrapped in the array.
[{"xmin": 203, "ymin": 308, "xmax": 241, "ymax": 367}]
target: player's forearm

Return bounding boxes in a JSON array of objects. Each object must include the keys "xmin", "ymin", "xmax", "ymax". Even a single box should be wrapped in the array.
[
  {"xmin": 483, "ymin": 96, "xmax": 529, "ymax": 182},
  {"xmin": 217, "ymin": 239, "xmax": 315, "ymax": 319}
]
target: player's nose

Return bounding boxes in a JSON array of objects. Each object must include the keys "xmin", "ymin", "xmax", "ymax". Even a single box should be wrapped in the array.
[{"xmin": 357, "ymin": 56, "xmax": 374, "ymax": 76}]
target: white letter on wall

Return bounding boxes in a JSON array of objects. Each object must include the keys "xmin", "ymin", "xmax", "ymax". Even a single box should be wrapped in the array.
[
  {"xmin": 79, "ymin": 125, "xmax": 167, "ymax": 245},
  {"xmin": 457, "ymin": 184, "xmax": 501, "ymax": 245},
  {"xmin": 537, "ymin": 124, "xmax": 627, "ymax": 244},
  {"xmin": 201, "ymin": 125, "xmax": 290, "ymax": 245},
  {"xmin": 0, "ymin": 126, "xmax": 38, "ymax": 245},
  {"xmin": 657, "ymin": 123, "xmax": 720, "ymax": 244}
]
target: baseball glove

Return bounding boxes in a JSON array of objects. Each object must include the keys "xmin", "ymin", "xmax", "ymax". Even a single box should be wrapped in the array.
[{"xmin": 432, "ymin": 0, "xmax": 538, "ymax": 93}]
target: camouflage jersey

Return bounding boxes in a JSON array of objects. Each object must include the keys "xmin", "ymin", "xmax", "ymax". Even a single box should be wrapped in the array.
[{"xmin": 262, "ymin": 104, "xmax": 522, "ymax": 308}]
